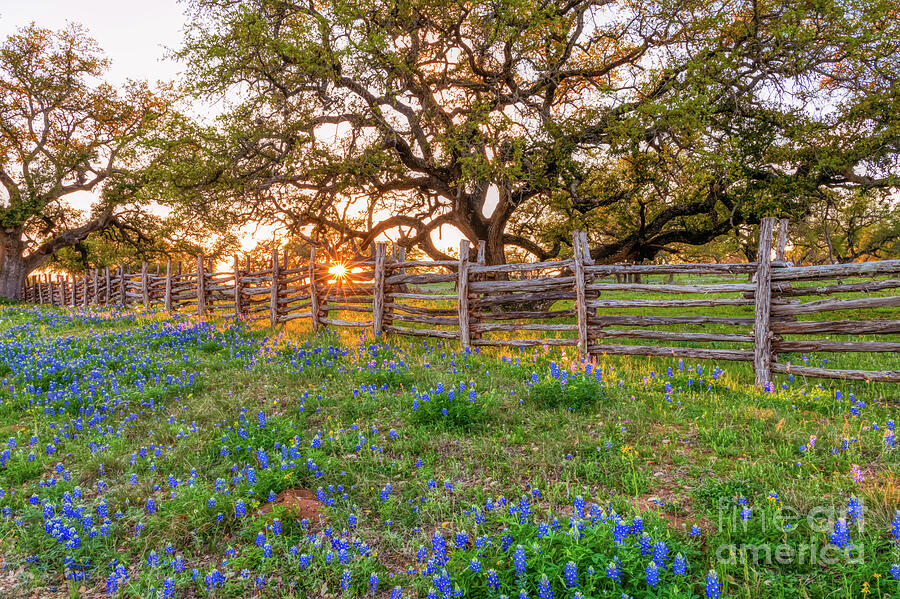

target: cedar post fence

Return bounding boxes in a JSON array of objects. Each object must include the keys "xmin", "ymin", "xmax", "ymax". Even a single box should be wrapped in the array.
[
  {"xmin": 373, "ymin": 242, "xmax": 387, "ymax": 336},
  {"xmin": 572, "ymin": 231, "xmax": 589, "ymax": 359},
  {"xmin": 141, "ymin": 262, "xmax": 150, "ymax": 309},
  {"xmin": 18, "ymin": 221, "xmax": 900, "ymax": 383},
  {"xmin": 458, "ymin": 239, "xmax": 471, "ymax": 349},
  {"xmin": 309, "ymin": 246, "xmax": 320, "ymax": 332},
  {"xmin": 270, "ymin": 248, "xmax": 280, "ymax": 327},
  {"xmin": 165, "ymin": 260, "xmax": 173, "ymax": 312},
  {"xmin": 196, "ymin": 255, "xmax": 206, "ymax": 316},
  {"xmin": 752, "ymin": 217, "xmax": 776, "ymax": 387},
  {"xmin": 233, "ymin": 255, "xmax": 242, "ymax": 317}
]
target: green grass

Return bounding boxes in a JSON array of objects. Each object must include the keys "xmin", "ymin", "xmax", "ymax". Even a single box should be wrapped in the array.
[{"xmin": 0, "ymin": 292, "xmax": 897, "ymax": 599}]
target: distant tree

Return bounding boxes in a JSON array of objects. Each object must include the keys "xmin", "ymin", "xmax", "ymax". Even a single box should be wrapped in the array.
[
  {"xmin": 0, "ymin": 24, "xmax": 170, "ymax": 298},
  {"xmin": 792, "ymin": 191, "xmax": 900, "ymax": 264},
  {"xmin": 174, "ymin": 0, "xmax": 900, "ymax": 265}
]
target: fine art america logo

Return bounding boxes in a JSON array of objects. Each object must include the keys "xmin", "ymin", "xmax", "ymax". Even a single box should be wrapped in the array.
[{"xmin": 715, "ymin": 496, "xmax": 865, "ymax": 565}]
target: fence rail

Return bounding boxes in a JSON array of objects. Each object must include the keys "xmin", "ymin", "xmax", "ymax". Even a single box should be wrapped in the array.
[{"xmin": 21, "ymin": 218, "xmax": 900, "ymax": 384}]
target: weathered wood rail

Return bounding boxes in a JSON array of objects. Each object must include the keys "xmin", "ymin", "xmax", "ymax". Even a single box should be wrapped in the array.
[{"xmin": 21, "ymin": 218, "xmax": 900, "ymax": 384}]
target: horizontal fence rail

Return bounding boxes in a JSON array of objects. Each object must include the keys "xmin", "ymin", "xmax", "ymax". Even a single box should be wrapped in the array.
[{"xmin": 21, "ymin": 218, "xmax": 900, "ymax": 384}]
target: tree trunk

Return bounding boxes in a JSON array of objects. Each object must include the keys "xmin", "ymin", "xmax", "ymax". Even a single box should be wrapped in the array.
[{"xmin": 0, "ymin": 230, "xmax": 27, "ymax": 300}]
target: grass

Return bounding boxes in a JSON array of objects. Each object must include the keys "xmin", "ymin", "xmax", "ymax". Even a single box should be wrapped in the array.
[{"xmin": 0, "ymin": 295, "xmax": 897, "ymax": 599}]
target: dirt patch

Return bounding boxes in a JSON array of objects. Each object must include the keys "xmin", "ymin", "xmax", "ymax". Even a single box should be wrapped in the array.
[
  {"xmin": 259, "ymin": 488, "xmax": 324, "ymax": 523},
  {"xmin": 633, "ymin": 492, "xmax": 712, "ymax": 534}
]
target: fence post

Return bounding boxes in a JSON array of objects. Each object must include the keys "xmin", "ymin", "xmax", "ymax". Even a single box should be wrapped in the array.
[
  {"xmin": 141, "ymin": 262, "xmax": 150, "ymax": 309},
  {"xmin": 233, "ymin": 255, "xmax": 242, "ymax": 317},
  {"xmin": 91, "ymin": 269, "xmax": 98, "ymax": 304},
  {"xmin": 373, "ymin": 242, "xmax": 386, "ymax": 336},
  {"xmin": 164, "ymin": 260, "xmax": 173, "ymax": 313},
  {"xmin": 386, "ymin": 244, "xmax": 404, "ymax": 331},
  {"xmin": 118, "ymin": 267, "xmax": 127, "ymax": 306},
  {"xmin": 458, "ymin": 240, "xmax": 471, "ymax": 349},
  {"xmin": 308, "ymin": 246, "xmax": 320, "ymax": 332},
  {"xmin": 270, "ymin": 248, "xmax": 280, "ymax": 327},
  {"xmin": 776, "ymin": 218, "xmax": 789, "ymax": 263},
  {"xmin": 573, "ymin": 231, "xmax": 589, "ymax": 359},
  {"xmin": 196, "ymin": 255, "xmax": 206, "ymax": 316},
  {"xmin": 753, "ymin": 217, "xmax": 777, "ymax": 387}
]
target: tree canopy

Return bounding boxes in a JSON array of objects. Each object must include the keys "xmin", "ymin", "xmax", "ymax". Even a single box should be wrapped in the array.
[
  {"xmin": 169, "ymin": 0, "xmax": 900, "ymax": 264},
  {"xmin": 0, "ymin": 24, "xmax": 174, "ymax": 298}
]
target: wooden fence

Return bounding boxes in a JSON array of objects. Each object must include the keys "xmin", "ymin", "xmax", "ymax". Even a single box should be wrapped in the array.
[{"xmin": 21, "ymin": 218, "xmax": 900, "ymax": 384}]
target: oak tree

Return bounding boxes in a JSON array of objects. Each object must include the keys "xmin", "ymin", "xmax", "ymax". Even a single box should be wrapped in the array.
[
  {"xmin": 176, "ymin": 0, "xmax": 900, "ymax": 264},
  {"xmin": 0, "ymin": 24, "xmax": 169, "ymax": 298}
]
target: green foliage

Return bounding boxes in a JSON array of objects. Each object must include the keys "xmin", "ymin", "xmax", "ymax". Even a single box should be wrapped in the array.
[
  {"xmin": 527, "ymin": 375, "xmax": 605, "ymax": 411},
  {"xmin": 407, "ymin": 391, "xmax": 491, "ymax": 431},
  {"xmin": 165, "ymin": 0, "xmax": 900, "ymax": 266}
]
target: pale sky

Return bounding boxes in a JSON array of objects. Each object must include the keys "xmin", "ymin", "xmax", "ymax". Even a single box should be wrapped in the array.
[
  {"xmin": 0, "ymin": 0, "xmax": 185, "ymax": 85},
  {"xmin": 0, "ymin": 0, "xmax": 467, "ymax": 256}
]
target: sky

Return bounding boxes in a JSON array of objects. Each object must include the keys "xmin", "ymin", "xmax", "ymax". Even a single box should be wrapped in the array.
[{"xmin": 0, "ymin": 0, "xmax": 186, "ymax": 86}]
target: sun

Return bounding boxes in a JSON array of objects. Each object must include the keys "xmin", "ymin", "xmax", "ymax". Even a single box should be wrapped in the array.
[{"xmin": 327, "ymin": 262, "xmax": 348, "ymax": 282}]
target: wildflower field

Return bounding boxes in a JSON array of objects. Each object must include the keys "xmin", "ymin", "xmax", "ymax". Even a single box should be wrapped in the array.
[{"xmin": 0, "ymin": 304, "xmax": 898, "ymax": 599}]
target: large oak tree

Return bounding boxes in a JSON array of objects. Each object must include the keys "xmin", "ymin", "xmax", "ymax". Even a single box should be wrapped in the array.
[
  {"xmin": 175, "ymin": 0, "xmax": 899, "ymax": 264},
  {"xmin": 0, "ymin": 24, "xmax": 169, "ymax": 299}
]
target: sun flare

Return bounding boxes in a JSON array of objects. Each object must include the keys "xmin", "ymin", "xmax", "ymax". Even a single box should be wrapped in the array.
[{"xmin": 328, "ymin": 262, "xmax": 348, "ymax": 282}]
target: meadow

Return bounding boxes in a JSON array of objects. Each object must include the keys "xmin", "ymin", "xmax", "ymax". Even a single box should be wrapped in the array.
[{"xmin": 0, "ymin": 302, "xmax": 898, "ymax": 599}]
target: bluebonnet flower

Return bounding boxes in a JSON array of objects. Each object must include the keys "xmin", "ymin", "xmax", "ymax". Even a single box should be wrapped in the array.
[
  {"xmin": 470, "ymin": 558, "xmax": 482, "ymax": 572},
  {"xmin": 162, "ymin": 577, "xmax": 175, "ymax": 599},
  {"xmin": 486, "ymin": 569, "xmax": 499, "ymax": 593},
  {"xmin": 613, "ymin": 518, "xmax": 630, "ymax": 544},
  {"xmin": 573, "ymin": 495, "xmax": 585, "ymax": 518},
  {"xmin": 673, "ymin": 553, "xmax": 687, "ymax": 575},
  {"xmin": 433, "ymin": 531, "xmax": 447, "ymax": 565},
  {"xmin": 605, "ymin": 561, "xmax": 621, "ymax": 584},
  {"xmin": 369, "ymin": 572, "xmax": 379, "ymax": 594},
  {"xmin": 537, "ymin": 574, "xmax": 553, "ymax": 599},
  {"xmin": 847, "ymin": 497, "xmax": 862, "ymax": 523},
  {"xmin": 705, "ymin": 569, "xmax": 721, "ymax": 598},
  {"xmin": 645, "ymin": 561, "xmax": 659, "ymax": 587},
  {"xmin": 690, "ymin": 525, "xmax": 702, "ymax": 537},
  {"xmin": 390, "ymin": 586, "xmax": 403, "ymax": 599},
  {"xmin": 514, "ymin": 545, "xmax": 527, "ymax": 578},
  {"xmin": 829, "ymin": 518, "xmax": 850, "ymax": 548},
  {"xmin": 892, "ymin": 511, "xmax": 900, "ymax": 543},
  {"xmin": 235, "ymin": 499, "xmax": 246, "ymax": 518},
  {"xmin": 653, "ymin": 541, "xmax": 668, "ymax": 567},
  {"xmin": 564, "ymin": 561, "xmax": 578, "ymax": 588},
  {"xmin": 891, "ymin": 564, "xmax": 900, "ymax": 580},
  {"xmin": 631, "ymin": 515, "xmax": 643, "ymax": 535},
  {"xmin": 263, "ymin": 543, "xmax": 272, "ymax": 558},
  {"xmin": 638, "ymin": 532, "xmax": 652, "ymax": 554},
  {"xmin": 341, "ymin": 569, "xmax": 352, "ymax": 593}
]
